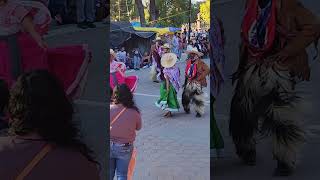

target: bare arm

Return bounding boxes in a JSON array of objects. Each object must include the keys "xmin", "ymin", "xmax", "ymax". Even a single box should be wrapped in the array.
[{"xmin": 22, "ymin": 16, "xmax": 47, "ymax": 49}]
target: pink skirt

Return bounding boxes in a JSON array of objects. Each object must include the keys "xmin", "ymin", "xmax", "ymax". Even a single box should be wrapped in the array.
[
  {"xmin": 110, "ymin": 71, "xmax": 138, "ymax": 93},
  {"xmin": 0, "ymin": 33, "xmax": 91, "ymax": 100}
]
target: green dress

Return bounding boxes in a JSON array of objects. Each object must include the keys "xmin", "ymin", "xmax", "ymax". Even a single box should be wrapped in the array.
[
  {"xmin": 211, "ymin": 95, "xmax": 224, "ymax": 150},
  {"xmin": 155, "ymin": 82, "xmax": 180, "ymax": 112}
]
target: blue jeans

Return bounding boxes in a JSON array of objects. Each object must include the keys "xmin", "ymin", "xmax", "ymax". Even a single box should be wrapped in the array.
[
  {"xmin": 77, "ymin": 0, "xmax": 96, "ymax": 22},
  {"xmin": 110, "ymin": 142, "xmax": 133, "ymax": 180},
  {"xmin": 133, "ymin": 56, "xmax": 140, "ymax": 69}
]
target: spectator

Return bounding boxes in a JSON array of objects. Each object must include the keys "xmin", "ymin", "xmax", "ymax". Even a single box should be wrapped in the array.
[
  {"xmin": 133, "ymin": 49, "xmax": 142, "ymax": 70},
  {"xmin": 0, "ymin": 70, "xmax": 100, "ymax": 179},
  {"xmin": 110, "ymin": 84, "xmax": 142, "ymax": 180},
  {"xmin": 142, "ymin": 52, "xmax": 150, "ymax": 68},
  {"xmin": 187, "ymin": 41, "xmax": 194, "ymax": 51},
  {"xmin": 77, "ymin": 0, "xmax": 96, "ymax": 29},
  {"xmin": 48, "ymin": 0, "xmax": 76, "ymax": 25},
  {"xmin": 118, "ymin": 47, "xmax": 127, "ymax": 64},
  {"xmin": 126, "ymin": 53, "xmax": 133, "ymax": 69}
]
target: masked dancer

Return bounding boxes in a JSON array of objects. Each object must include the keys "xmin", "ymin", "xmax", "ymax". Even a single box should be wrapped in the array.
[
  {"xmin": 230, "ymin": 0, "xmax": 320, "ymax": 176},
  {"xmin": 182, "ymin": 48, "xmax": 210, "ymax": 118}
]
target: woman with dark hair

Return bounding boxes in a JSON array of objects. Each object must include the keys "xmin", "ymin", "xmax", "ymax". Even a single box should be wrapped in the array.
[
  {"xmin": 110, "ymin": 84, "xmax": 142, "ymax": 180},
  {"xmin": 0, "ymin": 70, "xmax": 100, "ymax": 179}
]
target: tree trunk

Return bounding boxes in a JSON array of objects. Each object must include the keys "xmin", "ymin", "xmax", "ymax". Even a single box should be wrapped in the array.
[
  {"xmin": 135, "ymin": 0, "xmax": 146, "ymax": 26},
  {"xmin": 149, "ymin": 0, "xmax": 158, "ymax": 24}
]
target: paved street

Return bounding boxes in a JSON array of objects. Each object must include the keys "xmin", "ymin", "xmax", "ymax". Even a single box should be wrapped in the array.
[
  {"xmin": 45, "ymin": 25, "xmax": 108, "ymax": 179},
  {"xmin": 129, "ymin": 57, "xmax": 210, "ymax": 180},
  {"xmin": 212, "ymin": 0, "xmax": 320, "ymax": 179}
]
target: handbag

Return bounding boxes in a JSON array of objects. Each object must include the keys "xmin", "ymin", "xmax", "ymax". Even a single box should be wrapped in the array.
[{"xmin": 16, "ymin": 144, "xmax": 52, "ymax": 180}]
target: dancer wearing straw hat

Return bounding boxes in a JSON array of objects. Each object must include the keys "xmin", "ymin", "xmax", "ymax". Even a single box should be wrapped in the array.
[
  {"xmin": 155, "ymin": 53, "xmax": 181, "ymax": 118},
  {"xmin": 109, "ymin": 49, "xmax": 138, "ymax": 93},
  {"xmin": 182, "ymin": 47, "xmax": 210, "ymax": 118}
]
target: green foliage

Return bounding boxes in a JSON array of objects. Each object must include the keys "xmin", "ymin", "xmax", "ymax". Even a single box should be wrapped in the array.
[
  {"xmin": 199, "ymin": 0, "xmax": 210, "ymax": 24},
  {"xmin": 110, "ymin": 0, "xmax": 200, "ymax": 27},
  {"xmin": 155, "ymin": 0, "xmax": 198, "ymax": 27},
  {"xmin": 110, "ymin": 0, "xmax": 139, "ymax": 21}
]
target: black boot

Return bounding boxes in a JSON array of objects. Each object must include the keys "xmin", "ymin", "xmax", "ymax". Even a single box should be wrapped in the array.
[
  {"xmin": 273, "ymin": 161, "xmax": 294, "ymax": 176},
  {"xmin": 196, "ymin": 113, "xmax": 201, "ymax": 118}
]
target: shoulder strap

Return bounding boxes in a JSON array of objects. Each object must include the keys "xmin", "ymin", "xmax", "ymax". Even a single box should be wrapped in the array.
[
  {"xmin": 16, "ymin": 144, "xmax": 52, "ymax": 180},
  {"xmin": 110, "ymin": 108, "xmax": 127, "ymax": 127}
]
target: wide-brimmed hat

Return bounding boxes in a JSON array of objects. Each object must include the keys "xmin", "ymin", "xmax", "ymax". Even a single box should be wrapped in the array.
[
  {"xmin": 186, "ymin": 47, "xmax": 203, "ymax": 57},
  {"xmin": 153, "ymin": 37, "xmax": 162, "ymax": 42},
  {"xmin": 161, "ymin": 53, "xmax": 177, "ymax": 68},
  {"xmin": 110, "ymin": 49, "xmax": 117, "ymax": 57},
  {"xmin": 161, "ymin": 43, "xmax": 171, "ymax": 49}
]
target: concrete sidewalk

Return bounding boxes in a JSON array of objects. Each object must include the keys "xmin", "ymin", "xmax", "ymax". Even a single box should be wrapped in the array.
[{"xmin": 127, "ymin": 59, "xmax": 211, "ymax": 180}]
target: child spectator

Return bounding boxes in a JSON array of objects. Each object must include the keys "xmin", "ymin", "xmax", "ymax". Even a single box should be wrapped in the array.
[{"xmin": 133, "ymin": 49, "xmax": 142, "ymax": 70}]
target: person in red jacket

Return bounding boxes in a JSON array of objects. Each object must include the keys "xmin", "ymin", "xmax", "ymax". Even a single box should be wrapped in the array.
[{"xmin": 182, "ymin": 48, "xmax": 210, "ymax": 118}]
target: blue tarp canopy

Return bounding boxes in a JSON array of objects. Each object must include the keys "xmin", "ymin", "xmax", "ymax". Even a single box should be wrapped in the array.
[{"xmin": 168, "ymin": 27, "xmax": 181, "ymax": 32}]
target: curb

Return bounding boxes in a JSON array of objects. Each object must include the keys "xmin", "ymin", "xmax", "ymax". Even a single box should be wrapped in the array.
[
  {"xmin": 212, "ymin": 0, "xmax": 235, "ymax": 5},
  {"xmin": 44, "ymin": 22, "xmax": 108, "ymax": 39}
]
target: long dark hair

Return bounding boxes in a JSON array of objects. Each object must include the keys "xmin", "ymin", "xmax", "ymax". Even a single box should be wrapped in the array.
[
  {"xmin": 8, "ymin": 70, "xmax": 97, "ymax": 164},
  {"xmin": 113, "ymin": 84, "xmax": 139, "ymax": 113}
]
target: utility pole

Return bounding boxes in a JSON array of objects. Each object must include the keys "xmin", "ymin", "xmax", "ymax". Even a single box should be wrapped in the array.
[
  {"xmin": 125, "ymin": 0, "xmax": 131, "ymax": 21},
  {"xmin": 118, "ymin": 0, "xmax": 121, "ymax": 21},
  {"xmin": 188, "ymin": 0, "xmax": 191, "ymax": 43}
]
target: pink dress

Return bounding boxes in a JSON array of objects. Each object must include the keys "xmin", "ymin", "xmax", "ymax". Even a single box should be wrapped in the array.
[
  {"xmin": 110, "ymin": 60, "xmax": 138, "ymax": 92},
  {"xmin": 0, "ymin": 0, "xmax": 90, "ymax": 100}
]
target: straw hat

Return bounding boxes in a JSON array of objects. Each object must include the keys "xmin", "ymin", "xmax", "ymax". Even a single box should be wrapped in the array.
[
  {"xmin": 110, "ymin": 49, "xmax": 117, "ymax": 57},
  {"xmin": 161, "ymin": 43, "xmax": 171, "ymax": 49},
  {"xmin": 153, "ymin": 37, "xmax": 162, "ymax": 42},
  {"xmin": 186, "ymin": 47, "xmax": 203, "ymax": 57},
  {"xmin": 161, "ymin": 53, "xmax": 177, "ymax": 68}
]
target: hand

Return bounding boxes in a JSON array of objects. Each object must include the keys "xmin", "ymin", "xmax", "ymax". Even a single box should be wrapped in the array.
[{"xmin": 37, "ymin": 39, "xmax": 48, "ymax": 50}]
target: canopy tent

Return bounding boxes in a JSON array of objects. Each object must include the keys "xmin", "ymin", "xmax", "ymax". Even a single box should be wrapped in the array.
[
  {"xmin": 134, "ymin": 26, "xmax": 181, "ymax": 35},
  {"xmin": 110, "ymin": 22, "xmax": 156, "ymax": 54}
]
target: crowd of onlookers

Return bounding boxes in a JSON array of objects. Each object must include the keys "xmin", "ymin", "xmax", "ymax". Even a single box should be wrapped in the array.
[
  {"xmin": 113, "ymin": 29, "xmax": 209, "ymax": 71},
  {"xmin": 33, "ymin": 0, "xmax": 109, "ymax": 28}
]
